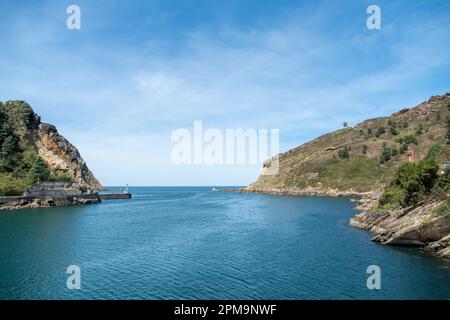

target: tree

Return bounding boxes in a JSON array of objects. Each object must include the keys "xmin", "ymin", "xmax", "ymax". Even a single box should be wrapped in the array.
[
  {"xmin": 26, "ymin": 157, "xmax": 50, "ymax": 184},
  {"xmin": 1, "ymin": 135, "xmax": 18, "ymax": 158},
  {"xmin": 367, "ymin": 128, "xmax": 372, "ymax": 135}
]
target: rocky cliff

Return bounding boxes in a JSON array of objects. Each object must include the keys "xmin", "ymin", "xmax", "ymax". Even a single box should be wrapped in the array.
[
  {"xmin": 245, "ymin": 93, "xmax": 450, "ymax": 259},
  {"xmin": 0, "ymin": 100, "xmax": 100, "ymax": 195},
  {"xmin": 34, "ymin": 123, "xmax": 99, "ymax": 186}
]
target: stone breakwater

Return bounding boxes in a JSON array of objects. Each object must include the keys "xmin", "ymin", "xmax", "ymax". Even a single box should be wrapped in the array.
[{"xmin": 0, "ymin": 194, "xmax": 101, "ymax": 211}]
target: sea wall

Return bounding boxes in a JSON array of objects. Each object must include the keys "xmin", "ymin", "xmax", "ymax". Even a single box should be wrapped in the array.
[{"xmin": 0, "ymin": 193, "xmax": 101, "ymax": 211}]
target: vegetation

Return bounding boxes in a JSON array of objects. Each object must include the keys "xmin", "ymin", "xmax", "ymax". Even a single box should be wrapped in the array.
[
  {"xmin": 26, "ymin": 157, "xmax": 51, "ymax": 184},
  {"xmin": 415, "ymin": 123, "xmax": 424, "ymax": 135},
  {"xmin": 389, "ymin": 126, "xmax": 399, "ymax": 135},
  {"xmin": 375, "ymin": 126, "xmax": 385, "ymax": 137},
  {"xmin": 312, "ymin": 157, "xmax": 394, "ymax": 192},
  {"xmin": 447, "ymin": 115, "xmax": 450, "ymax": 144},
  {"xmin": 424, "ymin": 143, "xmax": 444, "ymax": 161},
  {"xmin": 396, "ymin": 133, "xmax": 418, "ymax": 145},
  {"xmin": 378, "ymin": 141, "xmax": 450, "ymax": 210},
  {"xmin": 362, "ymin": 144, "xmax": 368, "ymax": 155},
  {"xmin": 380, "ymin": 146, "xmax": 398, "ymax": 164},
  {"xmin": 0, "ymin": 101, "xmax": 74, "ymax": 195},
  {"xmin": 337, "ymin": 145, "xmax": 350, "ymax": 160},
  {"xmin": 399, "ymin": 143, "xmax": 408, "ymax": 154}
]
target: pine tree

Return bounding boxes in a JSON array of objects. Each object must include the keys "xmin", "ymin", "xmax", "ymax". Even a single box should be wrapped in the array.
[{"xmin": 26, "ymin": 157, "xmax": 50, "ymax": 184}]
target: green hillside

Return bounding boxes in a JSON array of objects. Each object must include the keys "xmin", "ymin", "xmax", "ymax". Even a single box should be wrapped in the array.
[{"xmin": 248, "ymin": 93, "xmax": 450, "ymax": 194}]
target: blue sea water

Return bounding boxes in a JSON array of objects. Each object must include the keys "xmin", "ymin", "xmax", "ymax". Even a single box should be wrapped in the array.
[{"xmin": 0, "ymin": 187, "xmax": 449, "ymax": 300}]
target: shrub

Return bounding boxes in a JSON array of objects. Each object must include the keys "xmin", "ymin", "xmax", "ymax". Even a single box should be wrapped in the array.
[
  {"xmin": 380, "ymin": 146, "xmax": 399, "ymax": 164},
  {"xmin": 375, "ymin": 126, "xmax": 385, "ymax": 137},
  {"xmin": 415, "ymin": 123, "xmax": 424, "ymax": 135},
  {"xmin": 424, "ymin": 143, "xmax": 443, "ymax": 161},
  {"xmin": 362, "ymin": 145, "xmax": 368, "ymax": 155},
  {"xmin": 397, "ymin": 134, "xmax": 418, "ymax": 145},
  {"xmin": 383, "ymin": 160, "xmax": 440, "ymax": 207},
  {"xmin": 391, "ymin": 147, "xmax": 399, "ymax": 157},
  {"xmin": 399, "ymin": 143, "xmax": 408, "ymax": 154},
  {"xmin": 380, "ymin": 147, "xmax": 392, "ymax": 164},
  {"xmin": 49, "ymin": 172, "xmax": 73, "ymax": 182},
  {"xmin": 338, "ymin": 145, "xmax": 350, "ymax": 160},
  {"xmin": 389, "ymin": 126, "xmax": 399, "ymax": 135}
]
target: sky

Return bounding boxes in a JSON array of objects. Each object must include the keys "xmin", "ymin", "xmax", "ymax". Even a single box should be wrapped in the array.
[{"xmin": 0, "ymin": 0, "xmax": 449, "ymax": 186}]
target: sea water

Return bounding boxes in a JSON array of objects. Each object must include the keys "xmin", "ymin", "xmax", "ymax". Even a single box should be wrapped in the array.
[{"xmin": 0, "ymin": 187, "xmax": 449, "ymax": 299}]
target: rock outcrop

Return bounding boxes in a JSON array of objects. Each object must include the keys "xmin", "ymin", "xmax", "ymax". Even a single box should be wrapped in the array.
[
  {"xmin": 350, "ymin": 199, "xmax": 450, "ymax": 259},
  {"xmin": 34, "ymin": 123, "xmax": 100, "ymax": 186}
]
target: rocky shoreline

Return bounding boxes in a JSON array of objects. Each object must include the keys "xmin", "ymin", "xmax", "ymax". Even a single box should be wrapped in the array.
[
  {"xmin": 0, "ymin": 195, "xmax": 101, "ymax": 211},
  {"xmin": 239, "ymin": 186, "xmax": 377, "ymax": 198},
  {"xmin": 350, "ymin": 197, "xmax": 450, "ymax": 260}
]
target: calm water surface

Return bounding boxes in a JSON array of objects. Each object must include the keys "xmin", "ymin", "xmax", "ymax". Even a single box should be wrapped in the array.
[{"xmin": 0, "ymin": 187, "xmax": 449, "ymax": 299}]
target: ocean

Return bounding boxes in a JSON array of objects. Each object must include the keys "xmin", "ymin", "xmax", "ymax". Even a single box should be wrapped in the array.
[{"xmin": 0, "ymin": 187, "xmax": 449, "ymax": 299}]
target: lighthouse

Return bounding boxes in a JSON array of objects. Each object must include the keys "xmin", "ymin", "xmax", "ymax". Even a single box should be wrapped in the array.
[{"xmin": 406, "ymin": 147, "xmax": 414, "ymax": 163}]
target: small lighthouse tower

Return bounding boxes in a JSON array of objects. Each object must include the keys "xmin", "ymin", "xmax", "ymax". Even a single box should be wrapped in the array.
[{"xmin": 406, "ymin": 147, "xmax": 414, "ymax": 163}]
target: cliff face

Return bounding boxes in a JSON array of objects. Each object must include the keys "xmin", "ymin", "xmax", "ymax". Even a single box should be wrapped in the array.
[
  {"xmin": 245, "ymin": 93, "xmax": 450, "ymax": 259},
  {"xmin": 34, "ymin": 123, "xmax": 99, "ymax": 186},
  {"xmin": 0, "ymin": 100, "xmax": 100, "ymax": 189}
]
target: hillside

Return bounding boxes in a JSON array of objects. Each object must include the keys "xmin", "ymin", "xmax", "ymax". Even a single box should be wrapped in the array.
[
  {"xmin": 0, "ymin": 100, "xmax": 100, "ymax": 196},
  {"xmin": 246, "ymin": 93, "xmax": 450, "ymax": 195}
]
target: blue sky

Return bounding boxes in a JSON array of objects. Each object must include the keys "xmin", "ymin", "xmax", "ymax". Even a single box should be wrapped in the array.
[{"xmin": 0, "ymin": 0, "xmax": 449, "ymax": 186}]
